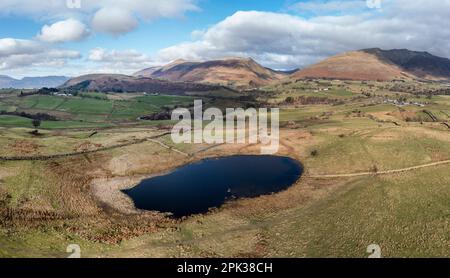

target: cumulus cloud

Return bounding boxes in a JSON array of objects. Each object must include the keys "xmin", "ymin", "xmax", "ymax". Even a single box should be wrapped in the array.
[
  {"xmin": 37, "ymin": 18, "xmax": 89, "ymax": 43},
  {"xmin": 0, "ymin": 41, "xmax": 156, "ymax": 77},
  {"xmin": 157, "ymin": 11, "xmax": 355, "ymax": 69},
  {"xmin": 0, "ymin": 0, "xmax": 69, "ymax": 18},
  {"xmin": 88, "ymin": 48, "xmax": 157, "ymax": 73},
  {"xmin": 89, "ymin": 0, "xmax": 199, "ymax": 35},
  {"xmin": 3, "ymin": 0, "xmax": 450, "ymax": 75},
  {"xmin": 0, "ymin": 38, "xmax": 80, "ymax": 71},
  {"xmin": 92, "ymin": 8, "xmax": 138, "ymax": 36},
  {"xmin": 0, "ymin": 38, "xmax": 41, "ymax": 57},
  {"xmin": 0, "ymin": 0, "xmax": 199, "ymax": 35},
  {"xmin": 157, "ymin": 0, "xmax": 450, "ymax": 69}
]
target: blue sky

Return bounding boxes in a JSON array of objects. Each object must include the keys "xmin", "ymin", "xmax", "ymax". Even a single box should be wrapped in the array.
[
  {"xmin": 0, "ymin": 0, "xmax": 293, "ymax": 55},
  {"xmin": 0, "ymin": 0, "xmax": 449, "ymax": 78}
]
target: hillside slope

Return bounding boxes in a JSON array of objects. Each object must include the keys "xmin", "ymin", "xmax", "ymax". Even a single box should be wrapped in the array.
[
  {"xmin": 291, "ymin": 48, "xmax": 450, "ymax": 81},
  {"xmin": 135, "ymin": 58, "xmax": 287, "ymax": 88},
  {"xmin": 291, "ymin": 50, "xmax": 412, "ymax": 81},
  {"xmin": 60, "ymin": 74, "xmax": 231, "ymax": 95},
  {"xmin": 364, "ymin": 48, "xmax": 450, "ymax": 80}
]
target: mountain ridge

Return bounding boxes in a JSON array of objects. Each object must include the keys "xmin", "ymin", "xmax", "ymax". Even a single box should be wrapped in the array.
[
  {"xmin": 134, "ymin": 57, "xmax": 289, "ymax": 88},
  {"xmin": 0, "ymin": 75, "xmax": 70, "ymax": 89},
  {"xmin": 291, "ymin": 48, "xmax": 450, "ymax": 81},
  {"xmin": 363, "ymin": 48, "xmax": 450, "ymax": 80},
  {"xmin": 60, "ymin": 74, "xmax": 234, "ymax": 95}
]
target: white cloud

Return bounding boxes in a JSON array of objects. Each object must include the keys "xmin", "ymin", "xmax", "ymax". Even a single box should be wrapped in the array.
[
  {"xmin": 157, "ymin": 1, "xmax": 450, "ymax": 69},
  {"xmin": 0, "ymin": 38, "xmax": 41, "ymax": 56},
  {"xmin": 37, "ymin": 18, "xmax": 89, "ymax": 43},
  {"xmin": 0, "ymin": 0, "xmax": 199, "ymax": 35},
  {"xmin": 0, "ymin": 42, "xmax": 156, "ymax": 77},
  {"xmin": 92, "ymin": 8, "xmax": 138, "ymax": 36},
  {"xmin": 3, "ymin": 0, "xmax": 450, "ymax": 76},
  {"xmin": 88, "ymin": 48, "xmax": 157, "ymax": 73},
  {"xmin": 0, "ymin": 1, "xmax": 69, "ymax": 18},
  {"xmin": 0, "ymin": 38, "xmax": 81, "ymax": 71},
  {"xmin": 157, "ymin": 11, "xmax": 350, "ymax": 69},
  {"xmin": 90, "ymin": 0, "xmax": 198, "ymax": 35}
]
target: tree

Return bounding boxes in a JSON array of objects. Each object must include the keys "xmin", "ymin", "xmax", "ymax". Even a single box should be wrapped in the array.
[
  {"xmin": 371, "ymin": 165, "xmax": 379, "ymax": 174},
  {"xmin": 31, "ymin": 119, "xmax": 41, "ymax": 135},
  {"xmin": 285, "ymin": 96, "xmax": 295, "ymax": 104}
]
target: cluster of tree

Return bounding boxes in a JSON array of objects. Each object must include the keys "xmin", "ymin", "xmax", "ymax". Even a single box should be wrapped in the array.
[
  {"xmin": 139, "ymin": 110, "xmax": 172, "ymax": 121},
  {"xmin": 18, "ymin": 91, "xmax": 37, "ymax": 97},
  {"xmin": 18, "ymin": 87, "xmax": 81, "ymax": 97},
  {"xmin": 18, "ymin": 87, "xmax": 59, "ymax": 97},
  {"xmin": 0, "ymin": 111, "xmax": 57, "ymax": 121},
  {"xmin": 284, "ymin": 96, "xmax": 341, "ymax": 105},
  {"xmin": 78, "ymin": 93, "xmax": 107, "ymax": 100},
  {"xmin": 37, "ymin": 87, "xmax": 59, "ymax": 95},
  {"xmin": 139, "ymin": 105, "xmax": 174, "ymax": 121},
  {"xmin": 397, "ymin": 96, "xmax": 408, "ymax": 103},
  {"xmin": 427, "ymin": 87, "xmax": 450, "ymax": 96},
  {"xmin": 388, "ymin": 84, "xmax": 450, "ymax": 96},
  {"xmin": 138, "ymin": 99, "xmax": 262, "ymax": 121}
]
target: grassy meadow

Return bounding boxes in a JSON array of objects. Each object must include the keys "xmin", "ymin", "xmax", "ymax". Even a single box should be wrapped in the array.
[{"xmin": 0, "ymin": 92, "xmax": 193, "ymax": 128}]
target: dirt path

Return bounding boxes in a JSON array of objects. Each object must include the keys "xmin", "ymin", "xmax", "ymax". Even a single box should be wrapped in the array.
[
  {"xmin": 308, "ymin": 159, "xmax": 450, "ymax": 179},
  {"xmin": 147, "ymin": 139, "xmax": 190, "ymax": 157}
]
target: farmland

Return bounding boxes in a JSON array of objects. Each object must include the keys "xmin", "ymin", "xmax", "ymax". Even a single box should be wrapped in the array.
[
  {"xmin": 0, "ymin": 92, "xmax": 194, "ymax": 128},
  {"xmin": 0, "ymin": 81, "xmax": 449, "ymax": 258}
]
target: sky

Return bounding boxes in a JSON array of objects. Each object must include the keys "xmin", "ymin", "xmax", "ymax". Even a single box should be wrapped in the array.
[{"xmin": 0, "ymin": 0, "xmax": 450, "ymax": 78}]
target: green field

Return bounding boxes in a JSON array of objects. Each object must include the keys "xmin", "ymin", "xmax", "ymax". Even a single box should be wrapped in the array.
[
  {"xmin": 0, "ymin": 115, "xmax": 33, "ymax": 127},
  {"xmin": 0, "ymin": 93, "xmax": 194, "ymax": 128},
  {"xmin": 0, "ymin": 82, "xmax": 449, "ymax": 258}
]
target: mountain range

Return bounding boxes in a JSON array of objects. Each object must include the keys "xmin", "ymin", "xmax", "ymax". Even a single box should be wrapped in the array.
[
  {"xmin": 0, "ymin": 76, "xmax": 70, "ymax": 89},
  {"xmin": 39, "ymin": 48, "xmax": 450, "ymax": 93},
  {"xmin": 134, "ymin": 49, "xmax": 450, "ymax": 86}
]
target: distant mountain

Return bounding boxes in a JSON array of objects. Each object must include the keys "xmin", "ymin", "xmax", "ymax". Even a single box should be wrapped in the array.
[
  {"xmin": 0, "ymin": 75, "xmax": 70, "ymax": 89},
  {"xmin": 0, "ymin": 75, "xmax": 16, "ymax": 88},
  {"xmin": 134, "ymin": 57, "xmax": 288, "ymax": 88},
  {"xmin": 61, "ymin": 74, "xmax": 233, "ymax": 95},
  {"xmin": 291, "ymin": 48, "xmax": 450, "ymax": 81}
]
